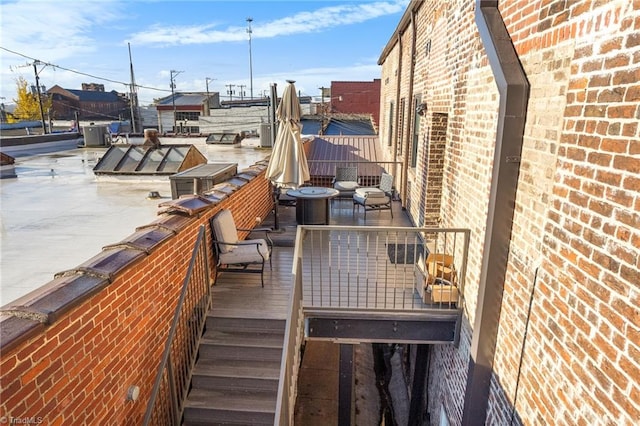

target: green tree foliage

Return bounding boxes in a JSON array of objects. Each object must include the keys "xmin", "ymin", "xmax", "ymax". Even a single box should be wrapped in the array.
[{"xmin": 12, "ymin": 76, "xmax": 52, "ymax": 121}]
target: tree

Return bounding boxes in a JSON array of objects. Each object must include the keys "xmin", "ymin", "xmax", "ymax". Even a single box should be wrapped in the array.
[{"xmin": 12, "ymin": 76, "xmax": 52, "ymax": 121}]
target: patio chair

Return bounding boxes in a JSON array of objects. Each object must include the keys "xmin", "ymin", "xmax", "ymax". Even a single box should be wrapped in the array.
[
  {"xmin": 414, "ymin": 252, "xmax": 459, "ymax": 305},
  {"xmin": 352, "ymin": 172, "xmax": 394, "ymax": 220},
  {"xmin": 209, "ymin": 209, "xmax": 273, "ymax": 287},
  {"xmin": 332, "ymin": 166, "xmax": 360, "ymax": 199}
]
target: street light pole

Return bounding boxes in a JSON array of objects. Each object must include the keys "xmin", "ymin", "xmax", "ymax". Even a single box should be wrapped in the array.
[{"xmin": 247, "ymin": 17, "xmax": 254, "ymax": 100}]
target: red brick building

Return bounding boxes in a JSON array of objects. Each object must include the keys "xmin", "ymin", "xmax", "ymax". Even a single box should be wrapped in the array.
[
  {"xmin": 378, "ymin": 0, "xmax": 639, "ymax": 424},
  {"xmin": 329, "ymin": 80, "xmax": 381, "ymax": 128},
  {"xmin": 47, "ymin": 85, "xmax": 129, "ymax": 120}
]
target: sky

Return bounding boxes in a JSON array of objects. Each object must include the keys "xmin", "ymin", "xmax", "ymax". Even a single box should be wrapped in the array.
[{"xmin": 0, "ymin": 0, "xmax": 409, "ymax": 108}]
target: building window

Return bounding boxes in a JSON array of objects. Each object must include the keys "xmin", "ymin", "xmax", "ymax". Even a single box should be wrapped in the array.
[{"xmin": 176, "ymin": 111, "xmax": 200, "ymax": 121}]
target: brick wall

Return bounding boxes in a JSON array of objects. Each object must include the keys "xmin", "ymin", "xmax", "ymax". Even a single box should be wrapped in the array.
[
  {"xmin": 0, "ymin": 167, "xmax": 273, "ymax": 424},
  {"xmin": 380, "ymin": 0, "xmax": 639, "ymax": 424},
  {"xmin": 496, "ymin": 0, "xmax": 639, "ymax": 423},
  {"xmin": 330, "ymin": 80, "xmax": 382, "ymax": 127}
]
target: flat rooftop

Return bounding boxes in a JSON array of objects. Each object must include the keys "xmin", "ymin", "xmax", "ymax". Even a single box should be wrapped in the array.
[{"xmin": 0, "ymin": 137, "xmax": 270, "ymax": 306}]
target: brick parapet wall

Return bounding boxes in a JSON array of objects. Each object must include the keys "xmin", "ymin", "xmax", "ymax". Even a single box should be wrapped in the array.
[{"xmin": 0, "ymin": 164, "xmax": 274, "ymax": 424}]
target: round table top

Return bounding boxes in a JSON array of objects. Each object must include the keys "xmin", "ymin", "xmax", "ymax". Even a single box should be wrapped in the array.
[{"xmin": 286, "ymin": 186, "xmax": 340, "ymax": 199}]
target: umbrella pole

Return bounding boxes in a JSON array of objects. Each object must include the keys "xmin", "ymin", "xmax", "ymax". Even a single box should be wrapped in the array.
[{"xmin": 273, "ymin": 184, "xmax": 280, "ymax": 230}]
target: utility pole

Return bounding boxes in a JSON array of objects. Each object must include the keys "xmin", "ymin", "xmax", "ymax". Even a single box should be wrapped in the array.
[
  {"xmin": 33, "ymin": 61, "xmax": 47, "ymax": 134},
  {"xmin": 246, "ymin": 17, "xmax": 254, "ymax": 100},
  {"xmin": 205, "ymin": 77, "xmax": 215, "ymax": 115},
  {"xmin": 239, "ymin": 85, "xmax": 246, "ymax": 100},
  {"xmin": 128, "ymin": 43, "xmax": 138, "ymax": 134},
  {"xmin": 318, "ymin": 86, "xmax": 327, "ymax": 135},
  {"xmin": 226, "ymin": 84, "xmax": 236, "ymax": 101},
  {"xmin": 170, "ymin": 70, "xmax": 183, "ymax": 132}
]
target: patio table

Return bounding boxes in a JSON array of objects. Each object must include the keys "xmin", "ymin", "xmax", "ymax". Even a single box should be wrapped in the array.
[{"xmin": 286, "ymin": 187, "xmax": 339, "ymax": 225}]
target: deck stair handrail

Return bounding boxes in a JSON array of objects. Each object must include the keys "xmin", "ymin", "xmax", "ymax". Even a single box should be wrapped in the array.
[
  {"xmin": 274, "ymin": 225, "xmax": 470, "ymax": 424},
  {"xmin": 143, "ymin": 226, "xmax": 211, "ymax": 425},
  {"xmin": 274, "ymin": 255, "xmax": 306, "ymax": 425}
]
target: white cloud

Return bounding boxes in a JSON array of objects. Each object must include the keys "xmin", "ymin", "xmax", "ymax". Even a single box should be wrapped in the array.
[
  {"xmin": 257, "ymin": 1, "xmax": 406, "ymax": 38},
  {"xmin": 1, "ymin": 1, "xmax": 122, "ymax": 61},
  {"xmin": 0, "ymin": 0, "xmax": 125, "ymax": 100},
  {"xmin": 128, "ymin": 23, "xmax": 246, "ymax": 47},
  {"xmin": 127, "ymin": 1, "xmax": 407, "ymax": 46},
  {"xmin": 0, "ymin": 0, "xmax": 404, "ymax": 102}
]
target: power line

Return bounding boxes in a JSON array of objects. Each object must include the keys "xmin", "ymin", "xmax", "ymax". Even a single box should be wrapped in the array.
[{"xmin": 1, "ymin": 46, "xmax": 171, "ymax": 94}]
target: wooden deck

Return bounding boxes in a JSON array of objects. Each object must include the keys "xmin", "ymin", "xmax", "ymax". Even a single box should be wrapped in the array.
[
  {"xmin": 211, "ymin": 198, "xmax": 413, "ymax": 317},
  {"xmin": 200, "ymin": 199, "xmax": 461, "ymax": 425}
]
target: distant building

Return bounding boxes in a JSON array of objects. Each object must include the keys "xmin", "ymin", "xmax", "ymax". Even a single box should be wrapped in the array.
[
  {"xmin": 155, "ymin": 92, "xmax": 221, "ymax": 134},
  {"xmin": 47, "ymin": 85, "xmax": 129, "ymax": 121},
  {"xmin": 312, "ymin": 80, "xmax": 381, "ymax": 134},
  {"xmin": 329, "ymin": 80, "xmax": 381, "ymax": 128}
]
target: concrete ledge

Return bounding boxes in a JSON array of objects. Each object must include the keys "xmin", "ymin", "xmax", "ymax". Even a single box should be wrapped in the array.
[
  {"xmin": 0, "ymin": 132, "xmax": 81, "ymax": 147},
  {"xmin": 158, "ymin": 195, "xmax": 214, "ymax": 216},
  {"xmin": 238, "ymin": 170, "xmax": 261, "ymax": 179},
  {"xmin": 227, "ymin": 177, "xmax": 250, "ymax": 187},
  {"xmin": 202, "ymin": 191, "xmax": 228, "ymax": 202},
  {"xmin": 209, "ymin": 182, "xmax": 241, "ymax": 196},
  {"xmin": 54, "ymin": 246, "xmax": 147, "ymax": 281},
  {"xmin": 136, "ymin": 213, "xmax": 193, "ymax": 233},
  {"xmin": 1, "ymin": 274, "xmax": 109, "ymax": 325},
  {"xmin": 102, "ymin": 227, "xmax": 175, "ymax": 254},
  {"xmin": 0, "ymin": 315, "xmax": 45, "ymax": 353}
]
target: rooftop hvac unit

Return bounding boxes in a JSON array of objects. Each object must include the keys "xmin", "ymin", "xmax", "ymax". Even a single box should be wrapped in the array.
[
  {"xmin": 260, "ymin": 123, "xmax": 272, "ymax": 147},
  {"xmin": 169, "ymin": 163, "xmax": 238, "ymax": 199},
  {"xmin": 82, "ymin": 125, "xmax": 108, "ymax": 147}
]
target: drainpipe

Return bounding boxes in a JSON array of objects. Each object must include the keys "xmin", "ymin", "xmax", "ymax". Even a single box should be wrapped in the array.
[
  {"xmin": 462, "ymin": 1, "xmax": 529, "ymax": 424},
  {"xmin": 401, "ymin": 9, "xmax": 418, "ymax": 209},
  {"xmin": 393, "ymin": 33, "xmax": 403, "ymax": 186}
]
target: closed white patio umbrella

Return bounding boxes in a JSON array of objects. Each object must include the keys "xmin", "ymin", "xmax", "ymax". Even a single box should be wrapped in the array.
[{"xmin": 266, "ymin": 80, "xmax": 310, "ymax": 189}]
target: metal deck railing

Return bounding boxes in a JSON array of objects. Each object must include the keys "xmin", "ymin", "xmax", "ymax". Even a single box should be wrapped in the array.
[
  {"xmin": 144, "ymin": 226, "xmax": 211, "ymax": 425},
  {"xmin": 300, "ymin": 225, "xmax": 469, "ymax": 310},
  {"xmin": 274, "ymin": 225, "xmax": 470, "ymax": 424}
]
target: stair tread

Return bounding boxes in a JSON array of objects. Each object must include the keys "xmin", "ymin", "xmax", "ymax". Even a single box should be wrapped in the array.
[
  {"xmin": 201, "ymin": 329, "xmax": 284, "ymax": 348},
  {"xmin": 194, "ymin": 358, "xmax": 280, "ymax": 379},
  {"xmin": 207, "ymin": 317, "xmax": 286, "ymax": 332},
  {"xmin": 184, "ymin": 388, "xmax": 276, "ymax": 412}
]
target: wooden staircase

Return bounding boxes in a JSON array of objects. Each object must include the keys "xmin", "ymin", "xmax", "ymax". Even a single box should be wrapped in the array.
[{"xmin": 183, "ymin": 315, "xmax": 286, "ymax": 425}]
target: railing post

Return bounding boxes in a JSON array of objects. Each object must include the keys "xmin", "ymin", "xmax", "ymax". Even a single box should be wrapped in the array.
[{"xmin": 167, "ymin": 357, "xmax": 179, "ymax": 425}]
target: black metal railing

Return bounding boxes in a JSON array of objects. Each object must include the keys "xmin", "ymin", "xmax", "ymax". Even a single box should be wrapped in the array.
[
  {"xmin": 308, "ymin": 160, "xmax": 404, "ymax": 189},
  {"xmin": 143, "ymin": 226, "xmax": 211, "ymax": 425}
]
